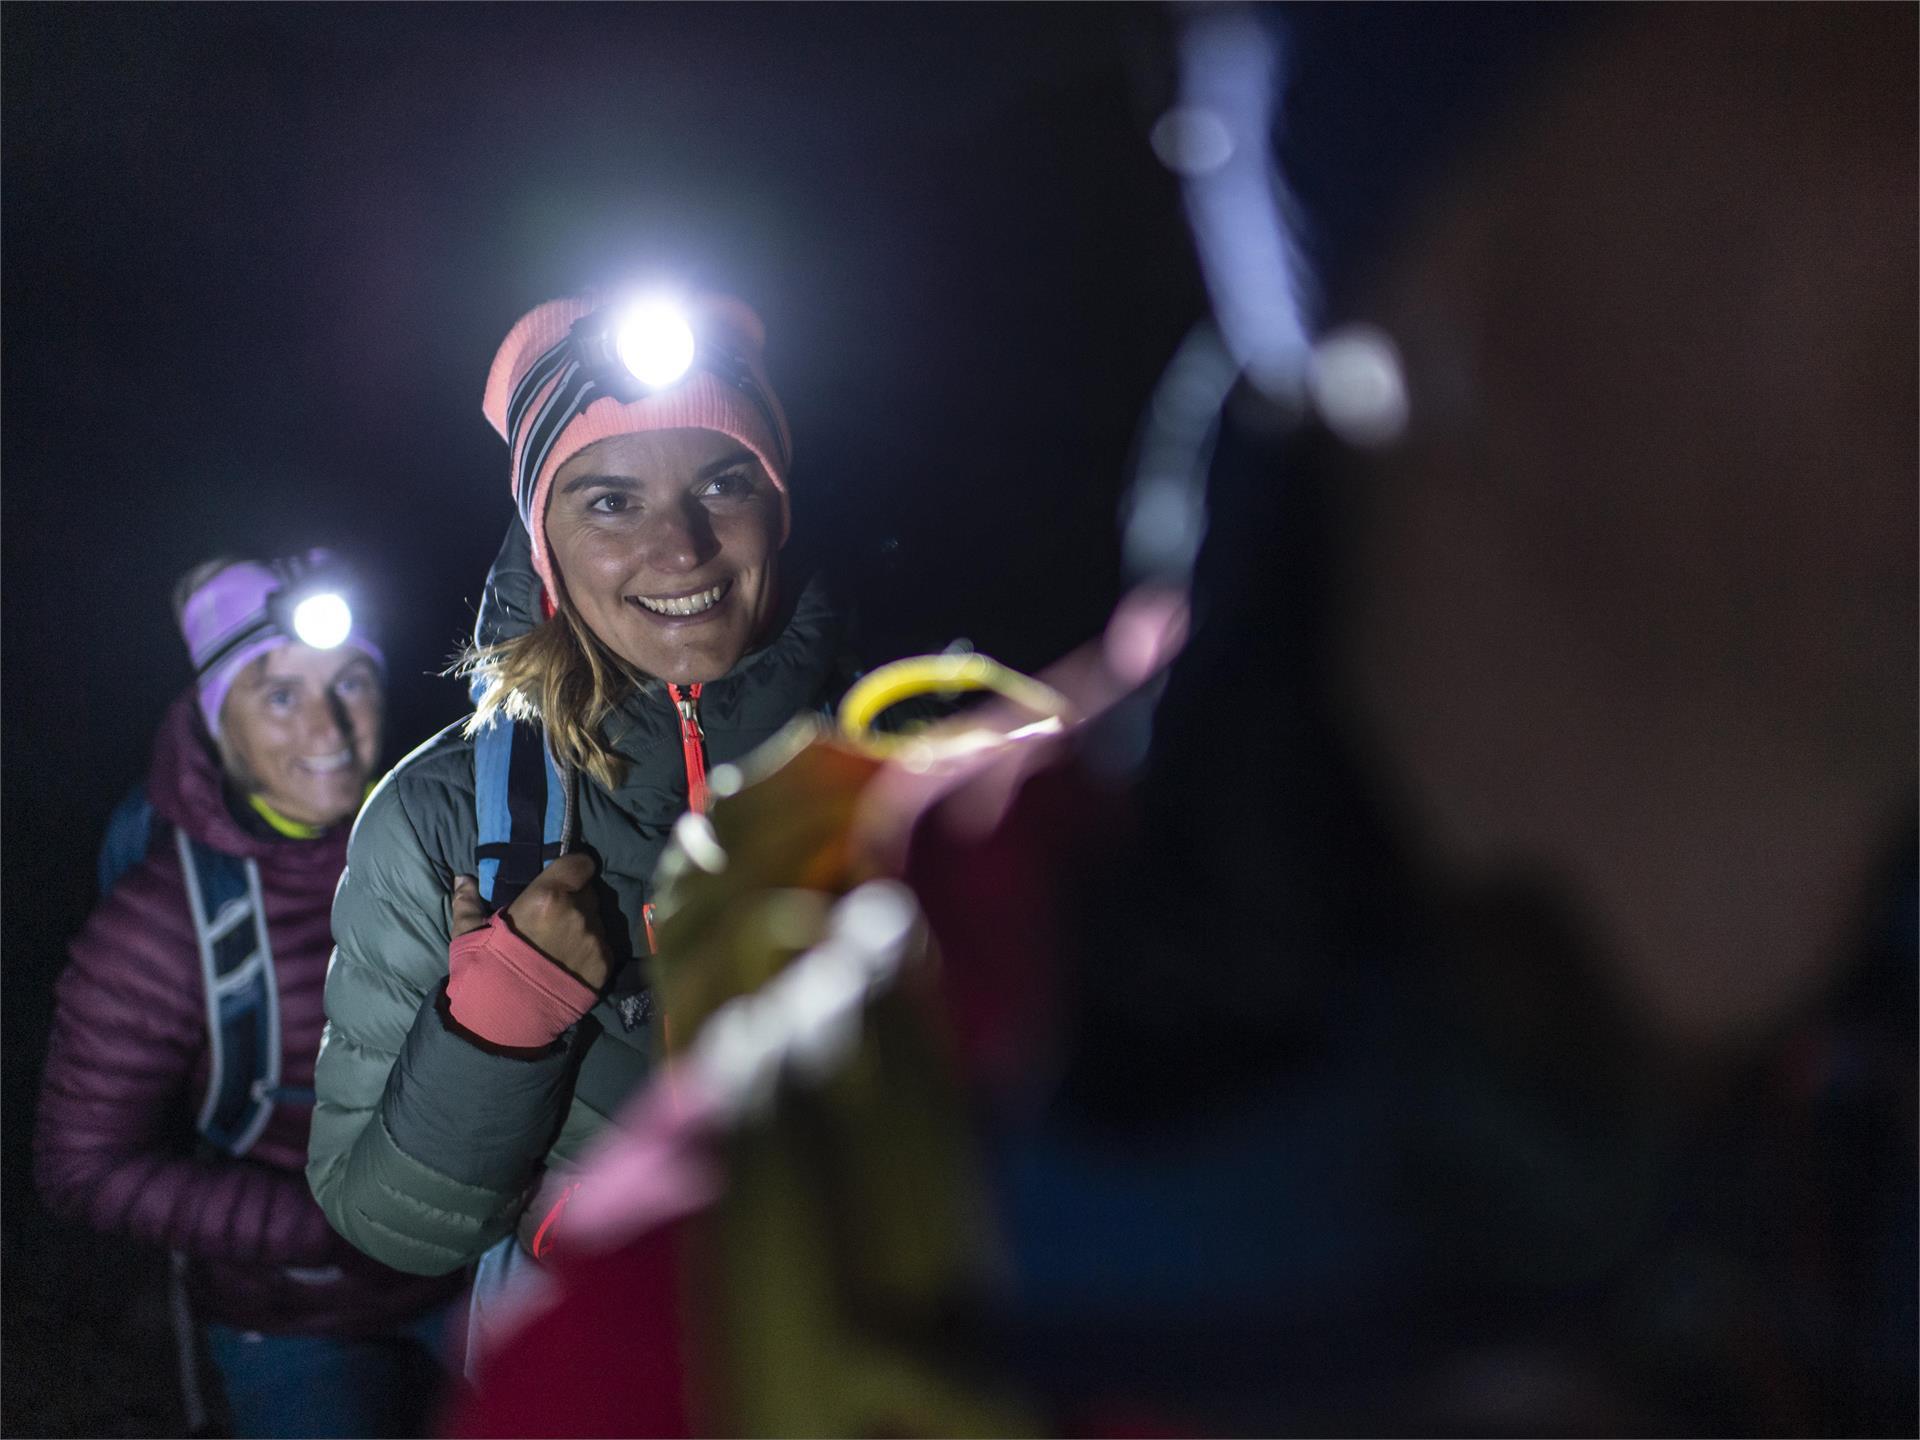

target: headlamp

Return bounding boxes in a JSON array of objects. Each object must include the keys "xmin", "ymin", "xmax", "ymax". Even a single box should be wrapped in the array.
[
  {"xmin": 266, "ymin": 558, "xmax": 357, "ymax": 652},
  {"xmin": 563, "ymin": 295, "xmax": 771, "ymax": 412},
  {"xmin": 506, "ymin": 294, "xmax": 788, "ymax": 528},
  {"xmin": 189, "ymin": 553, "xmax": 364, "ymax": 685}
]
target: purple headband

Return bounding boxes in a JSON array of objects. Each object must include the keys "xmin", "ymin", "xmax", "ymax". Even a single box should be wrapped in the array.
[{"xmin": 178, "ymin": 551, "xmax": 384, "ymax": 739}]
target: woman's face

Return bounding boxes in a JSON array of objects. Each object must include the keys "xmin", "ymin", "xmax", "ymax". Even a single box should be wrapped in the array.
[
  {"xmin": 218, "ymin": 645, "xmax": 384, "ymax": 826},
  {"xmin": 545, "ymin": 429, "xmax": 784, "ymax": 686}
]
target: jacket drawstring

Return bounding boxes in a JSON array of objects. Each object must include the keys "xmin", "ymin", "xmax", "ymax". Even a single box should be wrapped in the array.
[{"xmin": 665, "ymin": 683, "xmax": 709, "ymax": 816}]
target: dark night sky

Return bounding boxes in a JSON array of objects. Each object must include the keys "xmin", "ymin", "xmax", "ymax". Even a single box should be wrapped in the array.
[{"xmin": 2, "ymin": 6, "xmax": 1203, "ymax": 1425}]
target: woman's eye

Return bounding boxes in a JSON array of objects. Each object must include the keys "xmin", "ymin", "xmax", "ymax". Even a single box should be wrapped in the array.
[
  {"xmin": 267, "ymin": 688, "xmax": 297, "ymax": 709},
  {"xmin": 701, "ymin": 470, "xmax": 754, "ymax": 500},
  {"xmin": 589, "ymin": 492, "xmax": 630, "ymax": 515},
  {"xmin": 336, "ymin": 674, "xmax": 368, "ymax": 697}
]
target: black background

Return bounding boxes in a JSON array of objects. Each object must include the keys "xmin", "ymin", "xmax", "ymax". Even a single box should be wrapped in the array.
[{"xmin": 2, "ymin": 5, "xmax": 1203, "ymax": 1431}]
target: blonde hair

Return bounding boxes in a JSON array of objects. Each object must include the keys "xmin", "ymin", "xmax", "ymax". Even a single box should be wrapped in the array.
[{"xmin": 458, "ymin": 595, "xmax": 639, "ymax": 793}]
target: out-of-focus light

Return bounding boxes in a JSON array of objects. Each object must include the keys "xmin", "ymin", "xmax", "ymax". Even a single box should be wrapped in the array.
[
  {"xmin": 690, "ymin": 881, "xmax": 922, "ymax": 1118},
  {"xmin": 1310, "ymin": 324, "xmax": 1410, "ymax": 448},
  {"xmin": 291, "ymin": 592, "xmax": 352, "ymax": 649},
  {"xmin": 832, "ymin": 880, "xmax": 919, "ymax": 966},
  {"xmin": 614, "ymin": 298, "xmax": 697, "ymax": 389},
  {"xmin": 670, "ymin": 812, "xmax": 729, "ymax": 875},
  {"xmin": 1104, "ymin": 586, "xmax": 1189, "ymax": 686},
  {"xmin": 1151, "ymin": 105, "xmax": 1235, "ymax": 176}
]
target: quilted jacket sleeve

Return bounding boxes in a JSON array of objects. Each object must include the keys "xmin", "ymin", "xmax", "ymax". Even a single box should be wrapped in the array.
[
  {"xmin": 34, "ymin": 852, "xmax": 344, "ymax": 1265},
  {"xmin": 307, "ymin": 773, "xmax": 591, "ymax": 1277}
]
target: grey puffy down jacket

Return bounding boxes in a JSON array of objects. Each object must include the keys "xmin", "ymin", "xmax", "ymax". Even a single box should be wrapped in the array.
[{"xmin": 307, "ymin": 522, "xmax": 851, "ymax": 1275}]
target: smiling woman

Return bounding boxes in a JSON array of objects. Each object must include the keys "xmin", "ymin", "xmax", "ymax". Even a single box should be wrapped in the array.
[
  {"xmin": 454, "ymin": 293, "xmax": 797, "ymax": 793},
  {"xmin": 306, "ymin": 291, "xmax": 880, "ymax": 1374},
  {"xmin": 34, "ymin": 552, "xmax": 459, "ymax": 1439},
  {"xmin": 218, "ymin": 644, "xmax": 383, "ymax": 828}
]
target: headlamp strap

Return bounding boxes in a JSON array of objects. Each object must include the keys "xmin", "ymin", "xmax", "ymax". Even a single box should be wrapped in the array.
[
  {"xmin": 193, "ymin": 615, "xmax": 277, "ymax": 680},
  {"xmin": 512, "ymin": 355, "xmax": 596, "ymax": 532},
  {"xmin": 191, "ymin": 554, "xmax": 319, "ymax": 678}
]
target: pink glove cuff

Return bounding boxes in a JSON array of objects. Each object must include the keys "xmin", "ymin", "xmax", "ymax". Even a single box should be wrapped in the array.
[{"xmin": 447, "ymin": 912, "xmax": 599, "ymax": 1048}]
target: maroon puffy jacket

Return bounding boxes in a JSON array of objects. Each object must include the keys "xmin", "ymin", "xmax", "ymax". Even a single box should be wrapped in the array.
[{"xmin": 34, "ymin": 692, "xmax": 461, "ymax": 1336}]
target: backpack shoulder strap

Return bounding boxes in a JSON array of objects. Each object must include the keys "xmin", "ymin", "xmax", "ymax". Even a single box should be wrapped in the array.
[
  {"xmin": 474, "ymin": 715, "xmax": 566, "ymax": 908},
  {"xmin": 174, "ymin": 830, "xmax": 281, "ymax": 1156}
]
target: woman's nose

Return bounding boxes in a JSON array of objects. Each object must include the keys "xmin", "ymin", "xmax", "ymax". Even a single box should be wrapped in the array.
[
  {"xmin": 307, "ymin": 692, "xmax": 353, "ymax": 748},
  {"xmin": 641, "ymin": 500, "xmax": 719, "ymax": 574}
]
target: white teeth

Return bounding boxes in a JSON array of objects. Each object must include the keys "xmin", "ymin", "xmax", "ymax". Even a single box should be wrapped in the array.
[
  {"xmin": 298, "ymin": 751, "xmax": 352, "ymax": 773},
  {"xmin": 633, "ymin": 583, "xmax": 725, "ymax": 617}
]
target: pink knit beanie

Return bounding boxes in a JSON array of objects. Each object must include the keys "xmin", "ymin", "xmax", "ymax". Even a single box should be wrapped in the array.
[{"xmin": 481, "ymin": 292, "xmax": 792, "ymax": 605}]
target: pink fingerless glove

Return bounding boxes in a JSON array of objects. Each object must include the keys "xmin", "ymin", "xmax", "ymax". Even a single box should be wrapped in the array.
[{"xmin": 447, "ymin": 912, "xmax": 599, "ymax": 1048}]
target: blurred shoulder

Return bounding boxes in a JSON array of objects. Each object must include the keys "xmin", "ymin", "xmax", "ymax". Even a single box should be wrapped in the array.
[{"xmin": 72, "ymin": 837, "xmax": 196, "ymax": 974}]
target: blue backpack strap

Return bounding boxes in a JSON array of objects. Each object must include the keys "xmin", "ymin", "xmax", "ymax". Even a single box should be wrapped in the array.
[
  {"xmin": 98, "ymin": 785, "xmax": 160, "ymax": 897},
  {"xmin": 474, "ymin": 715, "xmax": 565, "ymax": 907},
  {"xmin": 173, "ymin": 830, "xmax": 282, "ymax": 1155}
]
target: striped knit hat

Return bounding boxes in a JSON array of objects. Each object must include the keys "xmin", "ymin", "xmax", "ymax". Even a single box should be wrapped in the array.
[
  {"xmin": 481, "ymin": 292, "xmax": 792, "ymax": 606},
  {"xmin": 176, "ymin": 551, "xmax": 384, "ymax": 739}
]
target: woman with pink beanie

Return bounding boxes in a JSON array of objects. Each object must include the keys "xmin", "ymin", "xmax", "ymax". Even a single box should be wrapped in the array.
[{"xmin": 307, "ymin": 291, "xmax": 862, "ymax": 1360}]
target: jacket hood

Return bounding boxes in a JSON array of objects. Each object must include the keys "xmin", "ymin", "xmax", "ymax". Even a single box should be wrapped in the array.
[
  {"xmin": 473, "ymin": 516, "xmax": 546, "ymax": 653},
  {"xmin": 147, "ymin": 690, "xmax": 352, "ymax": 863}
]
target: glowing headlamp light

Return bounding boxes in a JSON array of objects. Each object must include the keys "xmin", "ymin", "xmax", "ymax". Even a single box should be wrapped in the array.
[
  {"xmin": 610, "ymin": 299, "xmax": 697, "ymax": 390},
  {"xmin": 289, "ymin": 591, "xmax": 353, "ymax": 650},
  {"xmin": 265, "ymin": 560, "xmax": 358, "ymax": 652}
]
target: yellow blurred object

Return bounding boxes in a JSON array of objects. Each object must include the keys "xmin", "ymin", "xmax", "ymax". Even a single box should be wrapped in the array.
[
  {"xmin": 837, "ymin": 652, "xmax": 1074, "ymax": 756},
  {"xmin": 643, "ymin": 659, "xmax": 1055, "ymax": 1435},
  {"xmin": 650, "ymin": 719, "xmax": 884, "ymax": 1052},
  {"xmin": 653, "ymin": 650, "xmax": 1072, "ymax": 1050}
]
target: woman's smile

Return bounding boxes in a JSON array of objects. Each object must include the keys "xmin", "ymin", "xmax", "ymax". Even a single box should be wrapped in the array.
[
  {"xmin": 294, "ymin": 747, "xmax": 357, "ymax": 774},
  {"xmin": 626, "ymin": 577, "xmax": 732, "ymax": 620}
]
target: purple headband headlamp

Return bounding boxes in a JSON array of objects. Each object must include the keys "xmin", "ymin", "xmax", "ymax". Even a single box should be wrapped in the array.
[{"xmin": 180, "ymin": 550, "xmax": 383, "ymax": 739}]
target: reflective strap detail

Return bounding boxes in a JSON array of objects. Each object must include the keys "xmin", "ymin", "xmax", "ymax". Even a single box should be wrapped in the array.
[
  {"xmin": 177, "ymin": 829, "xmax": 230, "ymax": 1142},
  {"xmin": 176, "ymin": 833, "xmax": 279, "ymax": 1156}
]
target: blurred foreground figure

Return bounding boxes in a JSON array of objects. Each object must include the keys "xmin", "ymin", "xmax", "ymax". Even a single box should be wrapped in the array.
[
  {"xmin": 454, "ymin": 5, "xmax": 1915, "ymax": 1435},
  {"xmin": 35, "ymin": 554, "xmax": 458, "ymax": 1437}
]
